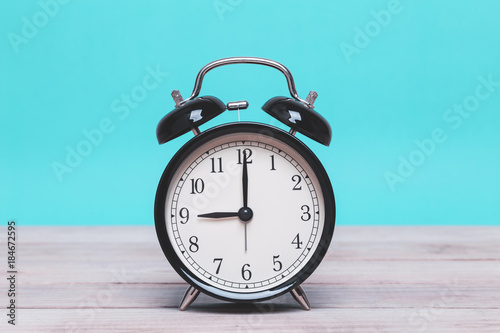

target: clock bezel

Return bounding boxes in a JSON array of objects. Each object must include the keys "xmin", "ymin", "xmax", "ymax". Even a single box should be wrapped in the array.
[{"xmin": 155, "ymin": 122, "xmax": 335, "ymax": 303}]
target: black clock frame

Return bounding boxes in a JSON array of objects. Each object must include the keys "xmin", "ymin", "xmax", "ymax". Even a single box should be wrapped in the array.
[{"xmin": 154, "ymin": 122, "xmax": 335, "ymax": 303}]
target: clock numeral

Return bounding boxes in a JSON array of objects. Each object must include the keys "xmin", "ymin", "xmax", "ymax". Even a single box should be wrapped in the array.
[
  {"xmin": 210, "ymin": 157, "xmax": 223, "ymax": 173},
  {"xmin": 292, "ymin": 175, "xmax": 302, "ymax": 190},
  {"xmin": 213, "ymin": 258, "xmax": 223, "ymax": 274},
  {"xmin": 190, "ymin": 178, "xmax": 205, "ymax": 194},
  {"xmin": 301, "ymin": 205, "xmax": 311, "ymax": 221},
  {"xmin": 273, "ymin": 255, "xmax": 282, "ymax": 272},
  {"xmin": 291, "ymin": 233, "xmax": 303, "ymax": 249},
  {"xmin": 179, "ymin": 207, "xmax": 189, "ymax": 224},
  {"xmin": 241, "ymin": 263, "xmax": 252, "ymax": 281},
  {"xmin": 270, "ymin": 155, "xmax": 276, "ymax": 171},
  {"xmin": 189, "ymin": 236, "xmax": 199, "ymax": 253},
  {"xmin": 237, "ymin": 148, "xmax": 253, "ymax": 164}
]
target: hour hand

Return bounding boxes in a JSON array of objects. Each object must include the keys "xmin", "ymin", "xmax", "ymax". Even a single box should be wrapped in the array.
[{"xmin": 197, "ymin": 212, "xmax": 239, "ymax": 219}]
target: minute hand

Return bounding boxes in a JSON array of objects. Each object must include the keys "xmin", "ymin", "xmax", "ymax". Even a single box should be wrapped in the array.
[
  {"xmin": 197, "ymin": 212, "xmax": 239, "ymax": 219},
  {"xmin": 242, "ymin": 150, "xmax": 248, "ymax": 207}
]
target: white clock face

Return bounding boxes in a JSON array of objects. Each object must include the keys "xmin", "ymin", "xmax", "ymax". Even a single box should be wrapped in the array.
[{"xmin": 163, "ymin": 130, "xmax": 325, "ymax": 293}]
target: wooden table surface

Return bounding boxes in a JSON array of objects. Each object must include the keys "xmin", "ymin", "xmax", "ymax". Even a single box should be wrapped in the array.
[{"xmin": 2, "ymin": 226, "xmax": 499, "ymax": 332}]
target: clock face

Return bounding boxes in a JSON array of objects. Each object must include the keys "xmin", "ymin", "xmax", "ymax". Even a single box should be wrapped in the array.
[{"xmin": 155, "ymin": 123, "xmax": 335, "ymax": 301}]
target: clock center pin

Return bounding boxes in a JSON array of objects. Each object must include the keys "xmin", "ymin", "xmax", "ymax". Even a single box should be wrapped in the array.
[{"xmin": 238, "ymin": 207, "xmax": 253, "ymax": 222}]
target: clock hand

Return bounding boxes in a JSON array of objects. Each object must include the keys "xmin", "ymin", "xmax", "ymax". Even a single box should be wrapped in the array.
[
  {"xmin": 244, "ymin": 223, "xmax": 247, "ymax": 252},
  {"xmin": 242, "ymin": 150, "xmax": 249, "ymax": 252},
  {"xmin": 242, "ymin": 149, "xmax": 248, "ymax": 208},
  {"xmin": 197, "ymin": 212, "xmax": 239, "ymax": 219}
]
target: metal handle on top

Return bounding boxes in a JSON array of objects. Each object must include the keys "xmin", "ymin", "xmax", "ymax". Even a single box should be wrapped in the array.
[{"xmin": 179, "ymin": 57, "xmax": 310, "ymax": 106}]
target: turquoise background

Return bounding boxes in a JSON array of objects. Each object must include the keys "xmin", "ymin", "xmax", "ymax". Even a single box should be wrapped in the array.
[{"xmin": 1, "ymin": 0, "xmax": 499, "ymax": 226}]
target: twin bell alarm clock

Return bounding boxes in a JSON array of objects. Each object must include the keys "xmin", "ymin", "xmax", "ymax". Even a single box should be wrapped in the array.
[{"xmin": 154, "ymin": 57, "xmax": 335, "ymax": 310}]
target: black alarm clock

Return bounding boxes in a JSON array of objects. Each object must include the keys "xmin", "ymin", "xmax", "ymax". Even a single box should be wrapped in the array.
[{"xmin": 154, "ymin": 57, "xmax": 335, "ymax": 311}]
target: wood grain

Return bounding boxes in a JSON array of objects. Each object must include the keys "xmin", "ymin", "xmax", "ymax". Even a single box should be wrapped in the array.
[{"xmin": 1, "ymin": 226, "xmax": 499, "ymax": 332}]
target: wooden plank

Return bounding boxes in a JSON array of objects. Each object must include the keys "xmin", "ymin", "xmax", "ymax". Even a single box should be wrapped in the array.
[
  {"xmin": 16, "ymin": 258, "xmax": 500, "ymax": 285},
  {"xmin": 5, "ymin": 308, "xmax": 500, "ymax": 333},
  {"xmin": 15, "ymin": 226, "xmax": 500, "ymax": 284},
  {"xmin": 17, "ymin": 226, "xmax": 500, "ymax": 260},
  {"xmin": 16, "ymin": 226, "xmax": 500, "ymax": 243},
  {"xmin": 19, "ymin": 282, "xmax": 500, "ymax": 310}
]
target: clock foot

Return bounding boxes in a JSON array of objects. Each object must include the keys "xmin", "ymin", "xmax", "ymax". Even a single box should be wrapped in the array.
[
  {"xmin": 290, "ymin": 285, "xmax": 311, "ymax": 311},
  {"xmin": 179, "ymin": 286, "xmax": 200, "ymax": 311}
]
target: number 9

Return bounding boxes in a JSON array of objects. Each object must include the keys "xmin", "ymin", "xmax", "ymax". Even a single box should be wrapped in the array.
[{"xmin": 179, "ymin": 207, "xmax": 189, "ymax": 224}]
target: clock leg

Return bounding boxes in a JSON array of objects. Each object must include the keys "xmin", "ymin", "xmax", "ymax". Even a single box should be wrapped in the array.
[
  {"xmin": 179, "ymin": 286, "xmax": 200, "ymax": 311},
  {"xmin": 290, "ymin": 285, "xmax": 311, "ymax": 311}
]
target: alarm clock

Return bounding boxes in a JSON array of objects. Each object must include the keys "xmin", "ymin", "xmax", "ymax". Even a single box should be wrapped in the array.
[{"xmin": 154, "ymin": 57, "xmax": 335, "ymax": 311}]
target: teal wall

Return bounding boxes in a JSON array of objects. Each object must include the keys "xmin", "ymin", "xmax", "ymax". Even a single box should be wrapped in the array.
[{"xmin": 2, "ymin": 0, "xmax": 499, "ymax": 226}]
